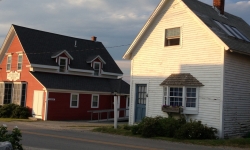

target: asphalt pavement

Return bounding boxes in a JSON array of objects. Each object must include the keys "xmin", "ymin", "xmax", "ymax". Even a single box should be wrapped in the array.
[{"xmin": 0, "ymin": 120, "xmax": 247, "ymax": 150}]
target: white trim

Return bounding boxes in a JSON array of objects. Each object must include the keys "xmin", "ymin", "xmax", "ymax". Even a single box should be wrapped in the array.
[
  {"xmin": 17, "ymin": 54, "xmax": 23, "ymax": 71},
  {"xmin": 70, "ymin": 93, "xmax": 79, "ymax": 108},
  {"xmin": 101, "ymin": 71, "xmax": 123, "ymax": 76},
  {"xmin": 51, "ymin": 50, "xmax": 74, "ymax": 60},
  {"xmin": 58, "ymin": 57, "xmax": 68, "ymax": 73},
  {"xmin": 0, "ymin": 26, "xmax": 15, "ymax": 64},
  {"xmin": 91, "ymin": 94, "xmax": 99, "ymax": 108},
  {"xmin": 30, "ymin": 64, "xmax": 58, "ymax": 70},
  {"xmin": 68, "ymin": 66, "xmax": 93, "ymax": 73},
  {"xmin": 86, "ymin": 55, "xmax": 106, "ymax": 64},
  {"xmin": 93, "ymin": 62, "xmax": 101, "ymax": 76}
]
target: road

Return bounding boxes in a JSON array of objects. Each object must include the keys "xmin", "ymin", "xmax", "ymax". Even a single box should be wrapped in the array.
[{"xmin": 0, "ymin": 121, "xmax": 242, "ymax": 150}]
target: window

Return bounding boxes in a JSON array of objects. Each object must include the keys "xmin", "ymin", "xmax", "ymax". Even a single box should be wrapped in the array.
[
  {"xmin": 186, "ymin": 88, "xmax": 197, "ymax": 108},
  {"xmin": 0, "ymin": 82, "xmax": 27, "ymax": 106},
  {"xmin": 91, "ymin": 94, "xmax": 99, "ymax": 108},
  {"xmin": 165, "ymin": 27, "xmax": 180, "ymax": 46},
  {"xmin": 93, "ymin": 62, "xmax": 101, "ymax": 76},
  {"xmin": 17, "ymin": 54, "xmax": 23, "ymax": 70},
  {"xmin": 3, "ymin": 83, "xmax": 12, "ymax": 104},
  {"xmin": 70, "ymin": 93, "xmax": 79, "ymax": 108},
  {"xmin": 6, "ymin": 55, "xmax": 12, "ymax": 71},
  {"xmin": 163, "ymin": 87, "xmax": 198, "ymax": 109},
  {"xmin": 169, "ymin": 87, "xmax": 183, "ymax": 106},
  {"xmin": 59, "ymin": 57, "xmax": 67, "ymax": 72}
]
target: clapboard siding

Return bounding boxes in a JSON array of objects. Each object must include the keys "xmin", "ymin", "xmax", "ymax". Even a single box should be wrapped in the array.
[
  {"xmin": 223, "ymin": 51, "xmax": 250, "ymax": 137},
  {"xmin": 129, "ymin": 0, "xmax": 224, "ymax": 134}
]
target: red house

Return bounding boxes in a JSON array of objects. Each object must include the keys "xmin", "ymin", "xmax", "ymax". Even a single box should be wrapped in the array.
[{"xmin": 0, "ymin": 25, "xmax": 130, "ymax": 121}]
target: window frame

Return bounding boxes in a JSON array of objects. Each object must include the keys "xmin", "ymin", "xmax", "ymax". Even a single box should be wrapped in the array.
[
  {"xmin": 93, "ymin": 62, "xmax": 101, "ymax": 76},
  {"xmin": 3, "ymin": 82, "xmax": 13, "ymax": 104},
  {"xmin": 164, "ymin": 27, "xmax": 181, "ymax": 47},
  {"xmin": 58, "ymin": 57, "xmax": 68, "ymax": 73},
  {"xmin": 163, "ymin": 86, "xmax": 199, "ymax": 114},
  {"xmin": 17, "ymin": 54, "xmax": 23, "ymax": 71},
  {"xmin": 70, "ymin": 93, "xmax": 79, "ymax": 108},
  {"xmin": 6, "ymin": 55, "xmax": 12, "ymax": 72},
  {"xmin": 91, "ymin": 94, "xmax": 99, "ymax": 108}
]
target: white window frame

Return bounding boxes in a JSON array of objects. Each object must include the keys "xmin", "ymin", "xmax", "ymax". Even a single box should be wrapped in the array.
[
  {"xmin": 6, "ymin": 55, "xmax": 12, "ymax": 72},
  {"xmin": 91, "ymin": 94, "xmax": 99, "ymax": 108},
  {"xmin": 93, "ymin": 62, "xmax": 101, "ymax": 76},
  {"xmin": 163, "ymin": 86, "xmax": 199, "ymax": 114},
  {"xmin": 17, "ymin": 54, "xmax": 23, "ymax": 71},
  {"xmin": 58, "ymin": 57, "xmax": 68, "ymax": 73},
  {"xmin": 70, "ymin": 93, "xmax": 79, "ymax": 108}
]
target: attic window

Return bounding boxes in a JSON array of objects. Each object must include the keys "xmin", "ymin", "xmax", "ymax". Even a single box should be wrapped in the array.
[
  {"xmin": 59, "ymin": 57, "xmax": 67, "ymax": 72},
  {"xmin": 165, "ymin": 27, "xmax": 180, "ymax": 46},
  {"xmin": 214, "ymin": 20, "xmax": 250, "ymax": 42},
  {"xmin": 93, "ymin": 62, "xmax": 101, "ymax": 76}
]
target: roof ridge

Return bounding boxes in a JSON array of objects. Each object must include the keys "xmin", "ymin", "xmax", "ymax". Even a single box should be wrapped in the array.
[{"xmin": 12, "ymin": 24, "xmax": 99, "ymax": 43}]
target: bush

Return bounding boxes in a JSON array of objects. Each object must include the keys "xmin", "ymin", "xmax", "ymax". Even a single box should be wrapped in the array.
[
  {"xmin": 0, "ymin": 104, "xmax": 30, "ymax": 119},
  {"xmin": 174, "ymin": 120, "xmax": 217, "ymax": 139},
  {"xmin": 131, "ymin": 116, "xmax": 184, "ymax": 137},
  {"xmin": 0, "ymin": 124, "xmax": 23, "ymax": 150}
]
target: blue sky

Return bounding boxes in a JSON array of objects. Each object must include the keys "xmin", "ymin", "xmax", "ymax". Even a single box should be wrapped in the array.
[{"xmin": 0, "ymin": 0, "xmax": 249, "ymax": 82}]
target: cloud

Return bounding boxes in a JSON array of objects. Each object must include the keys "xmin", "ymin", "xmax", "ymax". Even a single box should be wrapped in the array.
[{"xmin": 115, "ymin": 60, "xmax": 131, "ymax": 83}]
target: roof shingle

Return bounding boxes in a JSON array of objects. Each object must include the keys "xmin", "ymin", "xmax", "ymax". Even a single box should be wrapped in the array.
[{"xmin": 160, "ymin": 73, "xmax": 204, "ymax": 86}]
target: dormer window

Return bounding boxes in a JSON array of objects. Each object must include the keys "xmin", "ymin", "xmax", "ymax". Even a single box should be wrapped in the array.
[
  {"xmin": 59, "ymin": 57, "xmax": 67, "ymax": 72},
  {"xmin": 93, "ymin": 62, "xmax": 101, "ymax": 76}
]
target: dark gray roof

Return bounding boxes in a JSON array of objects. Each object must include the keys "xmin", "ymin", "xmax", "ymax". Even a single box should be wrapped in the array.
[
  {"xmin": 160, "ymin": 73, "xmax": 204, "ymax": 86},
  {"xmin": 183, "ymin": 0, "xmax": 250, "ymax": 55},
  {"xmin": 13, "ymin": 25, "xmax": 122, "ymax": 74},
  {"xmin": 31, "ymin": 72, "xmax": 129, "ymax": 94}
]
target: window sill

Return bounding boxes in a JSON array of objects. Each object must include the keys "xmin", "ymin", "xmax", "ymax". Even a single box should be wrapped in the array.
[
  {"xmin": 183, "ymin": 109, "xmax": 198, "ymax": 115},
  {"xmin": 91, "ymin": 107, "xmax": 99, "ymax": 109},
  {"xmin": 70, "ymin": 106, "xmax": 79, "ymax": 108}
]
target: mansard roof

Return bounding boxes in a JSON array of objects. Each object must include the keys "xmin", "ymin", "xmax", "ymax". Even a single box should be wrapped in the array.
[{"xmin": 13, "ymin": 25, "xmax": 122, "ymax": 74}]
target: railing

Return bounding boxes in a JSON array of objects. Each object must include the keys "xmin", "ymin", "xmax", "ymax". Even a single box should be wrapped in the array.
[{"xmin": 87, "ymin": 108, "xmax": 129, "ymax": 121}]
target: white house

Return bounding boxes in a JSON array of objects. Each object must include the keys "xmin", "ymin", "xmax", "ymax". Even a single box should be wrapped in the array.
[{"xmin": 123, "ymin": 0, "xmax": 250, "ymax": 138}]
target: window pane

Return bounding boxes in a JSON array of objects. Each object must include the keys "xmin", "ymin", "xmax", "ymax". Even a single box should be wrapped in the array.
[
  {"xmin": 94, "ymin": 63, "xmax": 100, "ymax": 69},
  {"xmin": 60, "ymin": 59, "xmax": 66, "ymax": 65},
  {"xmin": 72, "ymin": 95, "xmax": 78, "ymax": 101},
  {"xmin": 71, "ymin": 100, "xmax": 77, "ymax": 106},
  {"xmin": 166, "ymin": 28, "xmax": 180, "ymax": 37},
  {"xmin": 18, "ymin": 55, "xmax": 23, "ymax": 63}
]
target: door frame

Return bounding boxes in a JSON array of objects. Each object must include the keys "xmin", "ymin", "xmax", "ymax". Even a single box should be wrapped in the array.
[{"xmin": 133, "ymin": 81, "xmax": 149, "ymax": 124}]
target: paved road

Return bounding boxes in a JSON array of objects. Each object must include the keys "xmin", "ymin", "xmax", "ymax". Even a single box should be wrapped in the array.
[{"xmin": 0, "ymin": 121, "xmax": 245, "ymax": 150}]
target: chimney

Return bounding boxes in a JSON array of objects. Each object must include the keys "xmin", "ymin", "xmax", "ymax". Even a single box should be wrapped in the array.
[
  {"xmin": 91, "ymin": 36, "xmax": 97, "ymax": 42},
  {"xmin": 213, "ymin": 0, "xmax": 225, "ymax": 14}
]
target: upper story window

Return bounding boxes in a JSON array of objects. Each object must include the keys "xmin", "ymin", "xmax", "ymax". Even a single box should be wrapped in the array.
[
  {"xmin": 165, "ymin": 27, "xmax": 180, "ymax": 46},
  {"xmin": 6, "ymin": 55, "xmax": 12, "ymax": 72},
  {"xmin": 93, "ymin": 62, "xmax": 101, "ymax": 76},
  {"xmin": 59, "ymin": 57, "xmax": 67, "ymax": 72},
  {"xmin": 17, "ymin": 54, "xmax": 23, "ymax": 71}
]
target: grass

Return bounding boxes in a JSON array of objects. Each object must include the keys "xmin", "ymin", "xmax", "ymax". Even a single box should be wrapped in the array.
[
  {"xmin": 92, "ymin": 125, "xmax": 250, "ymax": 148},
  {"xmin": 0, "ymin": 118, "xmax": 36, "ymax": 122}
]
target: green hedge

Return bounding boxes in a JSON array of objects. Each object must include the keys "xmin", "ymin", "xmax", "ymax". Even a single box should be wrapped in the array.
[
  {"xmin": 0, "ymin": 104, "xmax": 30, "ymax": 119},
  {"xmin": 131, "ymin": 116, "xmax": 217, "ymax": 139}
]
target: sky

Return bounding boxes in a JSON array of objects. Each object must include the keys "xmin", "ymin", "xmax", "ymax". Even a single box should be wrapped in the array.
[{"xmin": 0, "ymin": 0, "xmax": 250, "ymax": 82}]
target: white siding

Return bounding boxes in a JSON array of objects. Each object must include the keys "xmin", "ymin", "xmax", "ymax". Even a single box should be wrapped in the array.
[
  {"xmin": 223, "ymin": 51, "xmax": 250, "ymax": 137},
  {"xmin": 129, "ymin": 0, "xmax": 224, "ymax": 135}
]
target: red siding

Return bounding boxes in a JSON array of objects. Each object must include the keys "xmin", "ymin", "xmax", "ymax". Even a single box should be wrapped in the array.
[
  {"xmin": 47, "ymin": 92, "xmax": 127, "ymax": 121},
  {"xmin": 0, "ymin": 35, "xmax": 45, "ymax": 119}
]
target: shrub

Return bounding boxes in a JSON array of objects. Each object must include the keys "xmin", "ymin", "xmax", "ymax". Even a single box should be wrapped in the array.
[
  {"xmin": 0, "ymin": 104, "xmax": 30, "ymax": 119},
  {"xmin": 0, "ymin": 104, "xmax": 18, "ymax": 118},
  {"xmin": 0, "ymin": 124, "xmax": 23, "ymax": 150},
  {"xmin": 174, "ymin": 120, "xmax": 217, "ymax": 139}
]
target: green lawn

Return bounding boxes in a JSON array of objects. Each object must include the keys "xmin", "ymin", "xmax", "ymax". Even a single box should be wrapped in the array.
[
  {"xmin": 93, "ymin": 125, "xmax": 250, "ymax": 148},
  {"xmin": 0, "ymin": 118, "xmax": 36, "ymax": 122}
]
